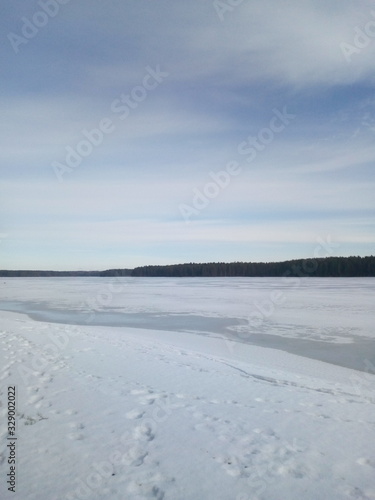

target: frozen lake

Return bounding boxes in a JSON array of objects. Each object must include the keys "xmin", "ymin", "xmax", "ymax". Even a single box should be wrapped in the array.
[
  {"xmin": 1, "ymin": 277, "xmax": 375, "ymax": 500},
  {"xmin": 0, "ymin": 277, "xmax": 374, "ymax": 372}
]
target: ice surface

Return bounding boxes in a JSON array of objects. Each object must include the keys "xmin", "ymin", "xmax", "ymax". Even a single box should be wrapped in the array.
[{"xmin": 0, "ymin": 277, "xmax": 374, "ymax": 371}]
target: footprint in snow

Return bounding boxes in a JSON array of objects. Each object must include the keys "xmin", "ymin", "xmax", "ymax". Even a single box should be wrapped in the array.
[
  {"xmin": 28, "ymin": 394, "xmax": 44, "ymax": 405},
  {"xmin": 214, "ymin": 455, "xmax": 245, "ymax": 477},
  {"xmin": 253, "ymin": 427, "xmax": 277, "ymax": 437},
  {"xmin": 138, "ymin": 393, "xmax": 167, "ymax": 406},
  {"xmin": 64, "ymin": 409, "xmax": 78, "ymax": 416},
  {"xmin": 139, "ymin": 396, "xmax": 157, "ymax": 405},
  {"xmin": 133, "ymin": 423, "xmax": 155, "ymax": 442},
  {"xmin": 130, "ymin": 388, "xmax": 153, "ymax": 396},
  {"xmin": 122, "ymin": 445, "xmax": 149, "ymax": 467},
  {"xmin": 68, "ymin": 422, "xmax": 85, "ymax": 430},
  {"xmin": 126, "ymin": 472, "xmax": 168, "ymax": 499},
  {"xmin": 356, "ymin": 457, "xmax": 375, "ymax": 468},
  {"xmin": 126, "ymin": 409, "xmax": 145, "ymax": 420},
  {"xmin": 67, "ymin": 432, "xmax": 85, "ymax": 441}
]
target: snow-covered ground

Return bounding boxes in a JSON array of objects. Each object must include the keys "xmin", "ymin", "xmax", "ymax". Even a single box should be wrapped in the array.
[{"xmin": 0, "ymin": 278, "xmax": 374, "ymax": 499}]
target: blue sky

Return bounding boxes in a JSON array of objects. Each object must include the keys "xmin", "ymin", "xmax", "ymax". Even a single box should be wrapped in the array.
[{"xmin": 1, "ymin": 0, "xmax": 375, "ymax": 270}]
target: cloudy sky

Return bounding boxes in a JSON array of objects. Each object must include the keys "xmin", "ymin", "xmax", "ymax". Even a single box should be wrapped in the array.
[{"xmin": 1, "ymin": 0, "xmax": 375, "ymax": 270}]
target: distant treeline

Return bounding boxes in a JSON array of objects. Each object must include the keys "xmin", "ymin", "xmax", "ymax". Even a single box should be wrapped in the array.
[
  {"xmin": 131, "ymin": 256, "xmax": 375, "ymax": 278},
  {"xmin": 1, "ymin": 257, "xmax": 374, "ymax": 278},
  {"xmin": 0, "ymin": 269, "xmax": 132, "ymax": 277}
]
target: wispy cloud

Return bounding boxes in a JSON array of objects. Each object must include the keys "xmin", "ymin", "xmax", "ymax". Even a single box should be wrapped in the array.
[{"xmin": 1, "ymin": 1, "xmax": 374, "ymax": 269}]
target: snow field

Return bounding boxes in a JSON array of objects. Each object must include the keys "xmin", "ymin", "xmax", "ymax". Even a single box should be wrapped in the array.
[{"xmin": 0, "ymin": 309, "xmax": 375, "ymax": 500}]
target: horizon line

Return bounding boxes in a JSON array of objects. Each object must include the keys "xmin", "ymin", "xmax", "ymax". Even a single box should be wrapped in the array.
[{"xmin": 1, "ymin": 254, "xmax": 374, "ymax": 273}]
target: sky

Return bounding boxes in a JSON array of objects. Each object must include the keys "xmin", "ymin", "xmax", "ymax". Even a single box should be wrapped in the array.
[{"xmin": 1, "ymin": 0, "xmax": 375, "ymax": 270}]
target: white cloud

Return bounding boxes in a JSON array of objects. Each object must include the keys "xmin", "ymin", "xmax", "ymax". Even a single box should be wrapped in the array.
[
  {"xmin": 1, "ymin": 1, "xmax": 375, "ymax": 268},
  {"xmin": 6, "ymin": 217, "xmax": 374, "ymax": 253},
  {"xmin": 183, "ymin": 0, "xmax": 375, "ymax": 87}
]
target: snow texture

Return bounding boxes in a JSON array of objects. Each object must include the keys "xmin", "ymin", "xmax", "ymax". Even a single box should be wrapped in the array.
[{"xmin": 0, "ymin": 277, "xmax": 374, "ymax": 499}]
